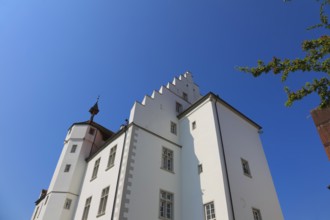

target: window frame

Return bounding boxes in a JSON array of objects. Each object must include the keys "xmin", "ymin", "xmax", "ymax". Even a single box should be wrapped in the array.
[
  {"xmin": 82, "ymin": 197, "xmax": 92, "ymax": 220},
  {"xmin": 106, "ymin": 145, "xmax": 117, "ymax": 170},
  {"xmin": 170, "ymin": 121, "xmax": 177, "ymax": 135},
  {"xmin": 91, "ymin": 158, "xmax": 101, "ymax": 180},
  {"xmin": 175, "ymin": 102, "xmax": 183, "ymax": 113},
  {"xmin": 204, "ymin": 201, "xmax": 216, "ymax": 220},
  {"xmin": 161, "ymin": 147, "xmax": 174, "ymax": 173},
  {"xmin": 159, "ymin": 190, "xmax": 174, "ymax": 220},
  {"xmin": 64, "ymin": 198, "xmax": 72, "ymax": 210},
  {"xmin": 71, "ymin": 144, "xmax": 78, "ymax": 153},
  {"xmin": 241, "ymin": 158, "xmax": 252, "ymax": 177},
  {"xmin": 97, "ymin": 186, "xmax": 110, "ymax": 216},
  {"xmin": 252, "ymin": 208, "xmax": 262, "ymax": 220},
  {"xmin": 64, "ymin": 164, "xmax": 71, "ymax": 172}
]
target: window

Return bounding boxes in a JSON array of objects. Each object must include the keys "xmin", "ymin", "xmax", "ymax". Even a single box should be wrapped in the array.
[
  {"xmin": 192, "ymin": 121, "xmax": 196, "ymax": 130},
  {"xmin": 91, "ymin": 158, "xmax": 100, "ymax": 180},
  {"xmin": 170, "ymin": 122, "xmax": 177, "ymax": 135},
  {"xmin": 107, "ymin": 145, "xmax": 117, "ymax": 169},
  {"xmin": 159, "ymin": 190, "xmax": 173, "ymax": 219},
  {"xmin": 82, "ymin": 197, "xmax": 92, "ymax": 220},
  {"xmin": 176, "ymin": 102, "xmax": 182, "ymax": 113},
  {"xmin": 252, "ymin": 208, "xmax": 262, "ymax": 220},
  {"xmin": 98, "ymin": 187, "xmax": 110, "ymax": 216},
  {"xmin": 161, "ymin": 147, "xmax": 173, "ymax": 172},
  {"xmin": 71, "ymin": 144, "xmax": 77, "ymax": 153},
  {"xmin": 183, "ymin": 92, "xmax": 188, "ymax": 101},
  {"xmin": 64, "ymin": 164, "xmax": 71, "ymax": 172},
  {"xmin": 44, "ymin": 196, "xmax": 49, "ymax": 205},
  {"xmin": 241, "ymin": 158, "xmax": 252, "ymax": 177},
  {"xmin": 204, "ymin": 202, "xmax": 216, "ymax": 220},
  {"xmin": 198, "ymin": 164, "xmax": 203, "ymax": 174},
  {"xmin": 89, "ymin": 128, "xmax": 95, "ymax": 135},
  {"xmin": 64, "ymin": 198, "xmax": 72, "ymax": 210},
  {"xmin": 33, "ymin": 206, "xmax": 39, "ymax": 220}
]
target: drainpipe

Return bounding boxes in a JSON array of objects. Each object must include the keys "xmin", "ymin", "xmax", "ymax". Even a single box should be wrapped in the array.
[
  {"xmin": 213, "ymin": 97, "xmax": 236, "ymax": 220},
  {"xmin": 111, "ymin": 119, "xmax": 129, "ymax": 220}
]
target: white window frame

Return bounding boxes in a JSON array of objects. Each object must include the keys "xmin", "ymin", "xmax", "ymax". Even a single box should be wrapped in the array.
[
  {"xmin": 252, "ymin": 208, "xmax": 262, "ymax": 220},
  {"xmin": 64, "ymin": 198, "xmax": 72, "ymax": 210},
  {"xmin": 241, "ymin": 158, "xmax": 252, "ymax": 177},
  {"xmin": 170, "ymin": 121, "xmax": 177, "ymax": 135},
  {"xmin": 107, "ymin": 145, "xmax": 117, "ymax": 169},
  {"xmin": 159, "ymin": 190, "xmax": 173, "ymax": 220},
  {"xmin": 82, "ymin": 197, "xmax": 92, "ymax": 220},
  {"xmin": 204, "ymin": 201, "xmax": 216, "ymax": 220},
  {"xmin": 91, "ymin": 158, "xmax": 100, "ymax": 180},
  {"xmin": 161, "ymin": 147, "xmax": 174, "ymax": 172},
  {"xmin": 97, "ymin": 186, "xmax": 110, "ymax": 216}
]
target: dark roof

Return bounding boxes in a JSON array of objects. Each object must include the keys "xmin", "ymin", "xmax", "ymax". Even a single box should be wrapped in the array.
[
  {"xmin": 69, "ymin": 121, "xmax": 114, "ymax": 140},
  {"xmin": 177, "ymin": 92, "xmax": 262, "ymax": 130}
]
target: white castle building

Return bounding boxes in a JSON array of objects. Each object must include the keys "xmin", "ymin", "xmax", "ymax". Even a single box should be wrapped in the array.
[{"xmin": 31, "ymin": 72, "xmax": 283, "ymax": 220}]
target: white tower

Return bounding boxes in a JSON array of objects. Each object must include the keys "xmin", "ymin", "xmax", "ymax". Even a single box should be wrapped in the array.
[{"xmin": 31, "ymin": 101, "xmax": 113, "ymax": 220}]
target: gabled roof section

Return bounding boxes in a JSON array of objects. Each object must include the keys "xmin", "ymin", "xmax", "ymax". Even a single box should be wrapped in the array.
[
  {"xmin": 177, "ymin": 92, "xmax": 262, "ymax": 130},
  {"xmin": 69, "ymin": 121, "xmax": 114, "ymax": 140}
]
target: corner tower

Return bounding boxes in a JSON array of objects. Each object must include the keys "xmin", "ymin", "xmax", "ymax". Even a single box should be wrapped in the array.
[{"xmin": 31, "ymin": 101, "xmax": 113, "ymax": 220}]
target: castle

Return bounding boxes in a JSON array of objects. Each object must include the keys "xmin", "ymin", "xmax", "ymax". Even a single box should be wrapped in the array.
[{"xmin": 31, "ymin": 72, "xmax": 283, "ymax": 220}]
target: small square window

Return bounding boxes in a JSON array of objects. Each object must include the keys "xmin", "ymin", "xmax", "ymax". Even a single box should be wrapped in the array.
[
  {"xmin": 241, "ymin": 158, "xmax": 252, "ymax": 177},
  {"xmin": 89, "ymin": 128, "xmax": 95, "ymax": 135},
  {"xmin": 192, "ymin": 121, "xmax": 196, "ymax": 130},
  {"xmin": 176, "ymin": 102, "xmax": 183, "ymax": 113},
  {"xmin": 252, "ymin": 208, "xmax": 262, "ymax": 220},
  {"xmin": 64, "ymin": 164, "xmax": 71, "ymax": 172},
  {"xmin": 170, "ymin": 122, "xmax": 177, "ymax": 135},
  {"xmin": 183, "ymin": 92, "xmax": 188, "ymax": 101},
  {"xmin": 70, "ymin": 144, "xmax": 77, "ymax": 153},
  {"xmin": 64, "ymin": 198, "xmax": 72, "ymax": 210}
]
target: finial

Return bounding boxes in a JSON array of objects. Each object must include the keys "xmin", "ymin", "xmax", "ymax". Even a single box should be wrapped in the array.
[{"xmin": 89, "ymin": 96, "xmax": 100, "ymax": 123}]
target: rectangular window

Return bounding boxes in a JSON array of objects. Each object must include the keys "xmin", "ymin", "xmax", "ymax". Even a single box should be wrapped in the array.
[
  {"xmin": 198, "ymin": 164, "xmax": 203, "ymax": 174},
  {"xmin": 176, "ymin": 102, "xmax": 182, "ymax": 113},
  {"xmin": 192, "ymin": 121, "xmax": 196, "ymax": 130},
  {"xmin": 159, "ymin": 190, "xmax": 173, "ymax": 220},
  {"xmin": 204, "ymin": 202, "xmax": 216, "ymax": 220},
  {"xmin": 252, "ymin": 208, "xmax": 262, "ymax": 220},
  {"xmin": 89, "ymin": 128, "xmax": 95, "ymax": 135},
  {"xmin": 82, "ymin": 197, "xmax": 92, "ymax": 220},
  {"xmin": 98, "ymin": 186, "xmax": 110, "ymax": 216},
  {"xmin": 71, "ymin": 144, "xmax": 77, "ymax": 153},
  {"xmin": 64, "ymin": 198, "xmax": 72, "ymax": 210},
  {"xmin": 91, "ymin": 158, "xmax": 100, "ymax": 180},
  {"xmin": 33, "ymin": 206, "xmax": 39, "ymax": 220},
  {"xmin": 241, "ymin": 158, "xmax": 252, "ymax": 177},
  {"xmin": 170, "ymin": 121, "xmax": 177, "ymax": 135},
  {"xmin": 44, "ymin": 195, "xmax": 49, "ymax": 205},
  {"xmin": 161, "ymin": 147, "xmax": 173, "ymax": 172},
  {"xmin": 183, "ymin": 92, "xmax": 188, "ymax": 101},
  {"xmin": 64, "ymin": 164, "xmax": 71, "ymax": 172},
  {"xmin": 107, "ymin": 145, "xmax": 117, "ymax": 169}
]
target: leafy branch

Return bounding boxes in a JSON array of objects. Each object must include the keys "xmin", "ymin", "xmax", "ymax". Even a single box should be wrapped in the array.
[{"xmin": 239, "ymin": 0, "xmax": 330, "ymax": 108}]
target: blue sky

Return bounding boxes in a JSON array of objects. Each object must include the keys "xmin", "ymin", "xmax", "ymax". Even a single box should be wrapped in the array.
[{"xmin": 0, "ymin": 0, "xmax": 329, "ymax": 219}]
